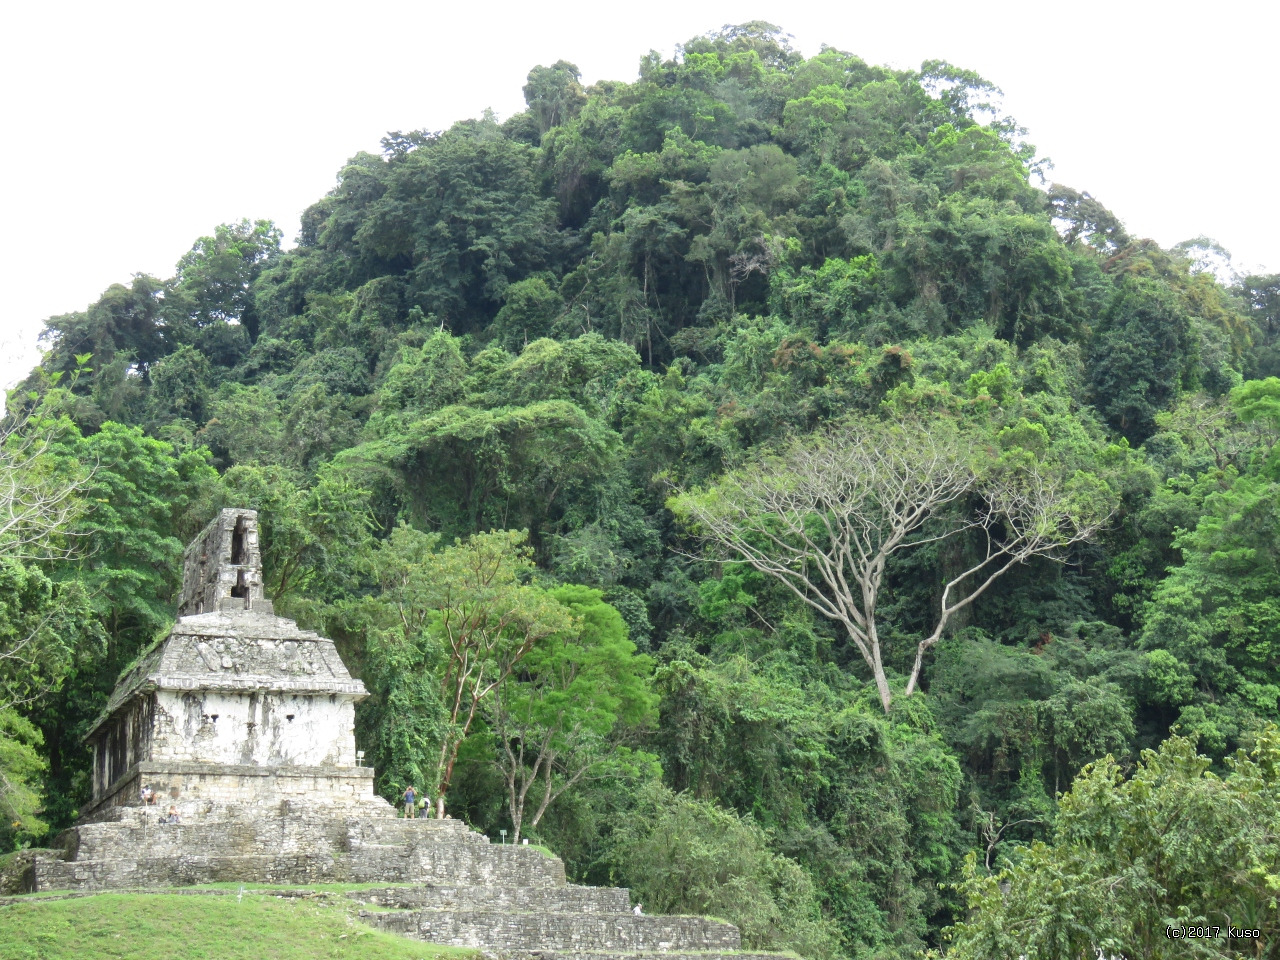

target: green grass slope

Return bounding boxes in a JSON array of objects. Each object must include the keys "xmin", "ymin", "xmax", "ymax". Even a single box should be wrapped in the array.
[{"xmin": 0, "ymin": 890, "xmax": 476, "ymax": 960}]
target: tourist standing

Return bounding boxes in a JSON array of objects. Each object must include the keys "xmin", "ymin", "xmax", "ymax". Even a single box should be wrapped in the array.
[{"xmin": 402, "ymin": 785, "xmax": 416, "ymax": 819}]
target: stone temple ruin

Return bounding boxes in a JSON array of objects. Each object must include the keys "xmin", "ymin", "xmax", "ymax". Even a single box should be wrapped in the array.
[
  {"xmin": 20, "ymin": 509, "xmax": 780, "ymax": 960},
  {"xmin": 83, "ymin": 509, "xmax": 375, "ymax": 816}
]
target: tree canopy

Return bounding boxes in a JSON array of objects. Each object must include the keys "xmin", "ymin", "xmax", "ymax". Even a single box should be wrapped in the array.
[{"xmin": 6, "ymin": 21, "xmax": 1278, "ymax": 959}]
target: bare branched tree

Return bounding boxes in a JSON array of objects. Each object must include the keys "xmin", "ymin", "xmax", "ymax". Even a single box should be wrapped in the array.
[
  {"xmin": 970, "ymin": 797, "xmax": 1041, "ymax": 872},
  {"xmin": 0, "ymin": 408, "xmax": 92, "ymax": 723},
  {"xmin": 0, "ymin": 603, "xmax": 67, "ymax": 715},
  {"xmin": 0, "ymin": 409, "xmax": 90, "ymax": 562},
  {"xmin": 489, "ymin": 683, "xmax": 609, "ymax": 844},
  {"xmin": 671, "ymin": 416, "xmax": 1111, "ymax": 712},
  {"xmin": 425, "ymin": 532, "xmax": 572, "ymax": 817}
]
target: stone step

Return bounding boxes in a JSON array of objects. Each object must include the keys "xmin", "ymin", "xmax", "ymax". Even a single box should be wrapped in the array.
[
  {"xmin": 345, "ymin": 842, "xmax": 567, "ymax": 888},
  {"xmin": 33, "ymin": 853, "xmax": 350, "ymax": 889},
  {"xmin": 56, "ymin": 816, "xmax": 351, "ymax": 862},
  {"xmin": 346, "ymin": 817, "xmax": 487, "ymax": 845},
  {"xmin": 348, "ymin": 883, "xmax": 631, "ymax": 914},
  {"xmin": 362, "ymin": 908, "xmax": 740, "ymax": 952},
  {"xmin": 55, "ymin": 812, "xmax": 486, "ymax": 865}
]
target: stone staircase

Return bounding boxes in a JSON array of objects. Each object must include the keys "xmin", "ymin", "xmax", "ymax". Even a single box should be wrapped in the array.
[
  {"xmin": 20, "ymin": 801, "xmax": 790, "ymax": 960},
  {"xmin": 30, "ymin": 803, "xmax": 561, "ymax": 891},
  {"xmin": 361, "ymin": 894, "xmax": 740, "ymax": 954}
]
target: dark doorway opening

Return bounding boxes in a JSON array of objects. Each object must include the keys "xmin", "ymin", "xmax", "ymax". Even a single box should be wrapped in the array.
[{"xmin": 230, "ymin": 517, "xmax": 248, "ymax": 565}]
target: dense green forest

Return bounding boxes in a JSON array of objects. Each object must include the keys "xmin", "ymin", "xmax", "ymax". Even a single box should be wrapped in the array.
[{"xmin": 3, "ymin": 23, "xmax": 1278, "ymax": 959}]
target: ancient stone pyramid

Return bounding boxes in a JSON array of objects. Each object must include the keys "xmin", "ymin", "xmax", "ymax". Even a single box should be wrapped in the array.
[{"xmin": 22, "ymin": 510, "xmax": 782, "ymax": 959}]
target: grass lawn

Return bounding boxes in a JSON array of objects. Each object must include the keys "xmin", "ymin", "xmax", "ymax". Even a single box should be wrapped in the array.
[{"xmin": 0, "ymin": 890, "xmax": 477, "ymax": 960}]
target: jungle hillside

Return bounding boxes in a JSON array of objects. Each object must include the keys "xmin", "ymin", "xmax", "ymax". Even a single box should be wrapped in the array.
[{"xmin": 3, "ymin": 23, "xmax": 1279, "ymax": 960}]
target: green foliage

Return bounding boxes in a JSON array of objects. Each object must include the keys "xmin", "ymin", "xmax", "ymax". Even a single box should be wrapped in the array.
[
  {"xmin": 340, "ymin": 524, "xmax": 448, "ymax": 796},
  {"xmin": 0, "ymin": 561, "xmax": 91, "ymax": 715},
  {"xmin": 1141, "ymin": 473, "xmax": 1280, "ymax": 752},
  {"xmin": 222, "ymin": 463, "xmax": 374, "ymax": 606},
  {"xmin": 609, "ymin": 783, "xmax": 844, "ymax": 958},
  {"xmin": 0, "ymin": 563, "xmax": 102, "ymax": 842},
  {"xmin": 523, "ymin": 61, "xmax": 587, "ymax": 138},
  {"xmin": 944, "ymin": 728, "xmax": 1280, "ymax": 960},
  {"xmin": 376, "ymin": 332, "xmax": 468, "ymax": 415},
  {"xmin": 1090, "ymin": 275, "xmax": 1195, "ymax": 443},
  {"xmin": 490, "ymin": 584, "xmax": 658, "ymax": 840},
  {"xmin": 346, "ymin": 391, "xmax": 624, "ymax": 541},
  {"xmin": 348, "ymin": 527, "xmax": 573, "ymax": 804},
  {"xmin": 172, "ymin": 218, "xmax": 282, "ymax": 339},
  {"xmin": 336, "ymin": 120, "xmax": 559, "ymax": 329},
  {"xmin": 1239, "ymin": 273, "xmax": 1280, "ymax": 378},
  {"xmin": 51, "ymin": 422, "xmax": 218, "ymax": 657},
  {"xmin": 148, "ymin": 344, "xmax": 214, "ymax": 424},
  {"xmin": 931, "ymin": 630, "xmax": 1141, "ymax": 808},
  {"xmin": 0, "ymin": 707, "xmax": 49, "ymax": 840},
  {"xmin": 489, "ymin": 278, "xmax": 567, "ymax": 351},
  {"xmin": 769, "ymin": 255, "xmax": 880, "ymax": 338},
  {"xmin": 652, "ymin": 646, "xmax": 964, "ymax": 957},
  {"xmin": 9, "ymin": 23, "xmax": 1275, "ymax": 959}
]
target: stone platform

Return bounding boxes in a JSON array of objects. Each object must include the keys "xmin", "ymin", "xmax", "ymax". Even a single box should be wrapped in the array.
[
  {"xmin": 81, "ymin": 759, "xmax": 385, "ymax": 821},
  {"xmin": 18, "ymin": 802, "xmax": 782, "ymax": 960},
  {"xmin": 29, "ymin": 801, "xmax": 558, "ymax": 891}
]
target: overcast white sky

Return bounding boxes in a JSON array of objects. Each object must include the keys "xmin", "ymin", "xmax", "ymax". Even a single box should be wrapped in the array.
[{"xmin": 2, "ymin": 0, "xmax": 1275, "ymax": 399}]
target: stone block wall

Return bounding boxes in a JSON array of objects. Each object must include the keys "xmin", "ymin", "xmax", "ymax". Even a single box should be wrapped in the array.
[
  {"xmin": 346, "ymin": 817, "xmax": 489, "ymax": 846},
  {"xmin": 179, "ymin": 509, "xmax": 269, "ymax": 616},
  {"xmin": 343, "ymin": 837, "xmax": 568, "ymax": 887},
  {"xmin": 82, "ymin": 761, "xmax": 383, "ymax": 819},
  {"xmin": 87, "ymin": 611, "xmax": 369, "ymax": 808},
  {"xmin": 150, "ymin": 688, "xmax": 357, "ymax": 768},
  {"xmin": 369, "ymin": 909, "xmax": 740, "ymax": 952},
  {"xmin": 352, "ymin": 883, "xmax": 632, "ymax": 914},
  {"xmin": 32, "ymin": 808, "xmax": 566, "ymax": 892}
]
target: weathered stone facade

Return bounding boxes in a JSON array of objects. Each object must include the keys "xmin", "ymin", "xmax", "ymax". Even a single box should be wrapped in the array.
[
  {"xmin": 178, "ymin": 507, "xmax": 270, "ymax": 616},
  {"xmin": 24, "ymin": 508, "xmax": 786, "ymax": 960},
  {"xmin": 83, "ymin": 509, "xmax": 372, "ymax": 817}
]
